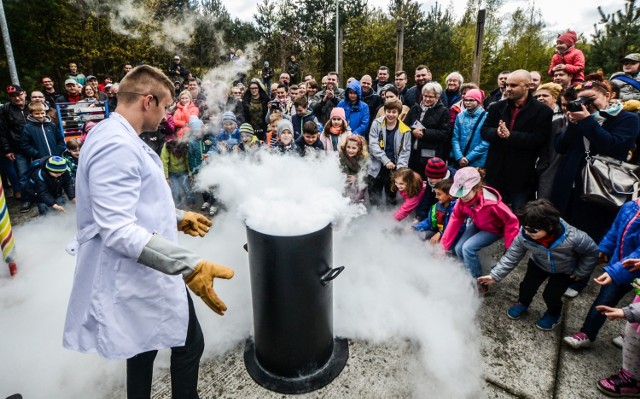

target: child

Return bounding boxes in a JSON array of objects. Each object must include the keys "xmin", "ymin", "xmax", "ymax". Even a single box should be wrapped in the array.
[
  {"xmin": 441, "ymin": 167, "xmax": 520, "ymax": 284},
  {"xmin": 23, "ymin": 156, "xmax": 75, "ymax": 215},
  {"xmin": 266, "ymin": 111, "xmax": 284, "ymax": 148},
  {"xmin": 21, "ymin": 102, "xmax": 66, "ymax": 159},
  {"xmin": 291, "ymin": 96, "xmax": 320, "ymax": 139},
  {"xmin": 595, "ymin": 274, "xmax": 640, "ymax": 397},
  {"xmin": 295, "ymin": 121, "xmax": 325, "ymax": 156},
  {"xmin": 413, "ymin": 179, "xmax": 459, "ymax": 244},
  {"xmin": 610, "ymin": 53, "xmax": 640, "ymax": 102},
  {"xmin": 478, "ymin": 199, "xmax": 598, "ymax": 330},
  {"xmin": 391, "ymin": 168, "xmax": 426, "ymax": 222},
  {"xmin": 339, "ymin": 134, "xmax": 369, "ymax": 203},
  {"xmin": 274, "ymin": 120, "xmax": 298, "ymax": 154},
  {"xmin": 367, "ymin": 99, "xmax": 412, "ymax": 206},
  {"xmin": 63, "ymin": 138, "xmax": 82, "ymax": 180},
  {"xmin": 187, "ymin": 119, "xmax": 217, "ymax": 216},
  {"xmin": 161, "ymin": 137, "xmax": 194, "ymax": 209},
  {"xmin": 213, "ymin": 111, "xmax": 241, "ymax": 153},
  {"xmin": 321, "ymin": 107, "xmax": 350, "ymax": 152},
  {"xmin": 238, "ymin": 123, "xmax": 260, "ymax": 152},
  {"xmin": 548, "ymin": 30, "xmax": 585, "ymax": 85},
  {"xmin": 451, "ymin": 89, "xmax": 489, "ymax": 168}
]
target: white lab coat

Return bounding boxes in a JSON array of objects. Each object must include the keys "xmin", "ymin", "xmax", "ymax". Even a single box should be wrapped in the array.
[{"xmin": 63, "ymin": 113, "xmax": 189, "ymax": 360}]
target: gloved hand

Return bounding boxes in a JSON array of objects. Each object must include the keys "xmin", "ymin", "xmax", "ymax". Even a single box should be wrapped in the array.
[
  {"xmin": 622, "ymin": 100, "xmax": 640, "ymax": 112},
  {"xmin": 184, "ymin": 260, "xmax": 234, "ymax": 315},
  {"xmin": 178, "ymin": 211, "xmax": 212, "ymax": 237}
]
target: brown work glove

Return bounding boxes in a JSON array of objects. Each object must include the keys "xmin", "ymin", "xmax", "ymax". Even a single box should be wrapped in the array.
[
  {"xmin": 184, "ymin": 260, "xmax": 234, "ymax": 315},
  {"xmin": 178, "ymin": 211, "xmax": 212, "ymax": 237}
]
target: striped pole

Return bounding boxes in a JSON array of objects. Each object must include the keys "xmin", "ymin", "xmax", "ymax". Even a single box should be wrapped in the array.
[{"xmin": 0, "ymin": 179, "xmax": 17, "ymax": 276}]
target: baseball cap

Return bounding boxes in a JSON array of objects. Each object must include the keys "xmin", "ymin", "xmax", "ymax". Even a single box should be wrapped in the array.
[
  {"xmin": 65, "ymin": 78, "xmax": 77, "ymax": 86},
  {"xmin": 86, "ymin": 75, "xmax": 97, "ymax": 81},
  {"xmin": 449, "ymin": 167, "xmax": 481, "ymax": 198},
  {"xmin": 174, "ymin": 55, "xmax": 180, "ymax": 60},
  {"xmin": 622, "ymin": 53, "xmax": 640, "ymax": 63},
  {"xmin": 5, "ymin": 85, "xmax": 24, "ymax": 96}
]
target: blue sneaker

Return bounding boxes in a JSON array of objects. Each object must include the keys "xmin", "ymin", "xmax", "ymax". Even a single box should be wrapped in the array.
[
  {"xmin": 507, "ymin": 302, "xmax": 528, "ymax": 320},
  {"xmin": 536, "ymin": 312, "xmax": 561, "ymax": 331}
]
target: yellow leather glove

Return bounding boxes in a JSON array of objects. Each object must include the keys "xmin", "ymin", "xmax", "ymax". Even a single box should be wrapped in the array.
[
  {"xmin": 184, "ymin": 260, "xmax": 234, "ymax": 315},
  {"xmin": 623, "ymin": 100, "xmax": 640, "ymax": 112},
  {"xmin": 178, "ymin": 211, "xmax": 212, "ymax": 237}
]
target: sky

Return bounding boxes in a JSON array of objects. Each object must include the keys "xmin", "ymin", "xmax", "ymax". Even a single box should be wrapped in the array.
[{"xmin": 223, "ymin": 0, "xmax": 624, "ymax": 39}]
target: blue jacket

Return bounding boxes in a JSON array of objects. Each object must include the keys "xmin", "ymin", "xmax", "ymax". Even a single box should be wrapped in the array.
[
  {"xmin": 337, "ymin": 80, "xmax": 370, "ymax": 136},
  {"xmin": 414, "ymin": 199, "xmax": 457, "ymax": 233},
  {"xmin": 21, "ymin": 116, "xmax": 66, "ymax": 159},
  {"xmin": 602, "ymin": 199, "xmax": 640, "ymax": 285},
  {"xmin": 209, "ymin": 129, "xmax": 241, "ymax": 154},
  {"xmin": 291, "ymin": 111, "xmax": 320, "ymax": 138},
  {"xmin": 451, "ymin": 108, "xmax": 489, "ymax": 167}
]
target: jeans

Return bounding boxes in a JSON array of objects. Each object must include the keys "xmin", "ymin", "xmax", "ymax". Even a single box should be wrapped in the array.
[
  {"xmin": 36, "ymin": 196, "xmax": 66, "ymax": 215},
  {"xmin": 127, "ymin": 293, "xmax": 204, "ymax": 399},
  {"xmin": 0, "ymin": 156, "xmax": 19, "ymax": 194},
  {"xmin": 581, "ymin": 282, "xmax": 633, "ymax": 341},
  {"xmin": 168, "ymin": 172, "xmax": 194, "ymax": 208},
  {"xmin": 454, "ymin": 222, "xmax": 500, "ymax": 278},
  {"xmin": 519, "ymin": 259, "xmax": 574, "ymax": 317}
]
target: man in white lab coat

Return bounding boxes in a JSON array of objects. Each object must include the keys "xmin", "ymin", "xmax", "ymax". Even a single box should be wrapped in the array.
[{"xmin": 63, "ymin": 65, "xmax": 234, "ymax": 399}]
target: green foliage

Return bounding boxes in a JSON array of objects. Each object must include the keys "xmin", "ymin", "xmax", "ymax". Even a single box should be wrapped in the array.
[{"xmin": 589, "ymin": 0, "xmax": 640, "ymax": 74}]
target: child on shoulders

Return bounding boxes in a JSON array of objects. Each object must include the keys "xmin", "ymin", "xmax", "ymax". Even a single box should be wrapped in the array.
[{"xmin": 548, "ymin": 30, "xmax": 585, "ymax": 85}]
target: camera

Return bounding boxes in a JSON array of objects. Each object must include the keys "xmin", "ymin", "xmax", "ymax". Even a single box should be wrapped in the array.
[
  {"xmin": 566, "ymin": 96, "xmax": 594, "ymax": 112},
  {"xmin": 269, "ymin": 100, "xmax": 282, "ymax": 111}
]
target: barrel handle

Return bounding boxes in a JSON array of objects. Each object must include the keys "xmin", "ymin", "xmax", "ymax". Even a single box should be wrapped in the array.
[
  {"xmin": 320, "ymin": 266, "xmax": 345, "ymax": 286},
  {"xmin": 243, "ymin": 243, "xmax": 248, "ymax": 252}
]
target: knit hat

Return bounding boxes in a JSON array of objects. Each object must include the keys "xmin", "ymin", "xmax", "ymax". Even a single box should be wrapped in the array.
[
  {"xmin": 189, "ymin": 116, "xmax": 203, "ymax": 132},
  {"xmin": 463, "ymin": 89, "xmax": 484, "ymax": 104},
  {"xmin": 222, "ymin": 111, "xmax": 237, "ymax": 124},
  {"xmin": 450, "ymin": 167, "xmax": 481, "ymax": 198},
  {"xmin": 425, "ymin": 157, "xmax": 448, "ymax": 179},
  {"xmin": 46, "ymin": 156, "xmax": 68, "ymax": 173},
  {"xmin": 329, "ymin": 107, "xmax": 347, "ymax": 124},
  {"xmin": 277, "ymin": 120, "xmax": 294, "ymax": 137},
  {"xmin": 239, "ymin": 123, "xmax": 255, "ymax": 137},
  {"xmin": 557, "ymin": 30, "xmax": 577, "ymax": 47},
  {"xmin": 623, "ymin": 53, "xmax": 640, "ymax": 63}
]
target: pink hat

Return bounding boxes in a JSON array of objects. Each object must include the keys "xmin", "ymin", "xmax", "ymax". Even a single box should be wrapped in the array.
[
  {"xmin": 450, "ymin": 167, "xmax": 481, "ymax": 198},
  {"xmin": 463, "ymin": 89, "xmax": 484, "ymax": 104},
  {"xmin": 557, "ymin": 30, "xmax": 577, "ymax": 47},
  {"xmin": 330, "ymin": 107, "xmax": 347, "ymax": 123}
]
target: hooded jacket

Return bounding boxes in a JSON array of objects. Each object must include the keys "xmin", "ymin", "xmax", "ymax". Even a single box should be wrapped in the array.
[
  {"xmin": 337, "ymin": 80, "xmax": 370, "ymax": 136},
  {"xmin": 548, "ymin": 46, "xmax": 585, "ymax": 84},
  {"xmin": 173, "ymin": 102, "xmax": 199, "ymax": 138},
  {"xmin": 441, "ymin": 186, "xmax": 520, "ymax": 251},
  {"xmin": 242, "ymin": 79, "xmax": 270, "ymax": 134},
  {"xmin": 21, "ymin": 115, "xmax": 66, "ymax": 159},
  {"xmin": 601, "ymin": 199, "xmax": 640, "ymax": 286},
  {"xmin": 451, "ymin": 107, "xmax": 489, "ymax": 167},
  {"xmin": 368, "ymin": 116, "xmax": 412, "ymax": 178},
  {"xmin": 490, "ymin": 220, "xmax": 599, "ymax": 282}
]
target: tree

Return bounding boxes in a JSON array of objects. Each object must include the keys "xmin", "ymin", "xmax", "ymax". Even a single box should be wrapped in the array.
[{"xmin": 589, "ymin": 0, "xmax": 640, "ymax": 74}]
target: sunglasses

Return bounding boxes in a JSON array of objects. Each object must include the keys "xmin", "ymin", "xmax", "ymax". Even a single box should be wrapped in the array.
[{"xmin": 523, "ymin": 226, "xmax": 541, "ymax": 234}]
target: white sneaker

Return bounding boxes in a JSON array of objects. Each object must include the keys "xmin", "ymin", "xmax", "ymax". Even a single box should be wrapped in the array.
[
  {"xmin": 209, "ymin": 206, "xmax": 218, "ymax": 216},
  {"xmin": 564, "ymin": 288, "xmax": 579, "ymax": 298},
  {"xmin": 613, "ymin": 335, "xmax": 625, "ymax": 349},
  {"xmin": 200, "ymin": 202, "xmax": 210, "ymax": 211}
]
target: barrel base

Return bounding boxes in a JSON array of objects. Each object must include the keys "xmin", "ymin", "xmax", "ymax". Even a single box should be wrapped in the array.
[{"xmin": 243, "ymin": 337, "xmax": 349, "ymax": 394}]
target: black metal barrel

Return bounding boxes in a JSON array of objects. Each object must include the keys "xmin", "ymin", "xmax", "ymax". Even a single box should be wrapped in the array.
[{"xmin": 243, "ymin": 223, "xmax": 349, "ymax": 394}]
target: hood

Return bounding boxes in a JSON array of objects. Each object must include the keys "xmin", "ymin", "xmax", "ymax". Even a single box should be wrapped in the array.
[
  {"xmin": 27, "ymin": 115, "xmax": 52, "ymax": 124},
  {"xmin": 243, "ymin": 78, "xmax": 269, "ymax": 102},
  {"xmin": 345, "ymin": 79, "xmax": 362, "ymax": 102}
]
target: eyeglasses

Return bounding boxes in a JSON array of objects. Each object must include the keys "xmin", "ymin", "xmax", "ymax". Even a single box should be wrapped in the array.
[
  {"xmin": 523, "ymin": 226, "xmax": 541, "ymax": 233},
  {"xmin": 423, "ymin": 95, "xmax": 437, "ymax": 99},
  {"xmin": 118, "ymin": 91, "xmax": 159, "ymax": 107}
]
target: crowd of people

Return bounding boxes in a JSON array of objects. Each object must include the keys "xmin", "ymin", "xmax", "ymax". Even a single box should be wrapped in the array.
[{"xmin": 2, "ymin": 30, "xmax": 640, "ymax": 396}]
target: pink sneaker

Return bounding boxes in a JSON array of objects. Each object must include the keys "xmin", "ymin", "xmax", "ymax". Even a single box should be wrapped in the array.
[
  {"xmin": 598, "ymin": 369, "xmax": 640, "ymax": 397},
  {"xmin": 563, "ymin": 331, "xmax": 591, "ymax": 349}
]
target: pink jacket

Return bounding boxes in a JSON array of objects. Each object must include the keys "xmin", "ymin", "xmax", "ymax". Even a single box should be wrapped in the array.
[
  {"xmin": 173, "ymin": 102, "xmax": 199, "ymax": 138},
  {"xmin": 548, "ymin": 47, "xmax": 585, "ymax": 84},
  {"xmin": 394, "ymin": 182, "xmax": 426, "ymax": 221},
  {"xmin": 441, "ymin": 186, "xmax": 520, "ymax": 250}
]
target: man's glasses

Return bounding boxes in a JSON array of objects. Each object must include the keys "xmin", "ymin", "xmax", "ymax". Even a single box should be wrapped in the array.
[
  {"xmin": 523, "ymin": 226, "xmax": 541, "ymax": 234},
  {"xmin": 118, "ymin": 91, "xmax": 159, "ymax": 107}
]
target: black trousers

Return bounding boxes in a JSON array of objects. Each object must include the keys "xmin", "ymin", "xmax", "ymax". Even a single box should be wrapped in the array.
[
  {"xmin": 518, "ymin": 259, "xmax": 574, "ymax": 317},
  {"xmin": 127, "ymin": 292, "xmax": 204, "ymax": 399},
  {"xmin": 368, "ymin": 168, "xmax": 397, "ymax": 206}
]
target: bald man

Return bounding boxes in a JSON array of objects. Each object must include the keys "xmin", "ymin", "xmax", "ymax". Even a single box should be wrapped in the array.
[
  {"xmin": 360, "ymin": 74, "xmax": 381, "ymax": 133},
  {"xmin": 480, "ymin": 69, "xmax": 553, "ymax": 211}
]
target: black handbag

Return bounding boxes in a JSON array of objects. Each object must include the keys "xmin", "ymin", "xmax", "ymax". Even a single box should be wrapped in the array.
[{"xmin": 581, "ymin": 139, "xmax": 640, "ymax": 207}]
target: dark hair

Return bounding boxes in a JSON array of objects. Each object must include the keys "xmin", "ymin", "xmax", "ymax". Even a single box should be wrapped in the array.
[
  {"xmin": 416, "ymin": 65, "xmax": 430, "ymax": 72},
  {"xmin": 517, "ymin": 199, "xmax": 561, "ymax": 234},
  {"xmin": 289, "ymin": 84, "xmax": 299, "ymax": 91},
  {"xmin": 293, "ymin": 96, "xmax": 308, "ymax": 108},
  {"xmin": 499, "ymin": 70, "xmax": 512, "ymax": 76},
  {"xmin": 384, "ymin": 86, "xmax": 400, "ymax": 97},
  {"xmin": 395, "ymin": 70, "xmax": 407, "ymax": 78},
  {"xmin": 277, "ymin": 83, "xmax": 288, "ymax": 91},
  {"xmin": 391, "ymin": 168, "xmax": 423, "ymax": 197},
  {"xmin": 307, "ymin": 81, "xmax": 319, "ymax": 90},
  {"xmin": 378, "ymin": 66, "xmax": 389, "ymax": 72},
  {"xmin": 328, "ymin": 71, "xmax": 338, "ymax": 77},
  {"xmin": 303, "ymin": 121, "xmax": 318, "ymax": 134},
  {"xmin": 434, "ymin": 179, "xmax": 453, "ymax": 193}
]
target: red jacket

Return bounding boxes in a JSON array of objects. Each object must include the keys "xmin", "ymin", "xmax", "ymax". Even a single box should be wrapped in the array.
[
  {"xmin": 173, "ymin": 102, "xmax": 199, "ymax": 138},
  {"xmin": 548, "ymin": 47, "xmax": 585, "ymax": 84},
  {"xmin": 394, "ymin": 182, "xmax": 426, "ymax": 221},
  {"xmin": 441, "ymin": 186, "xmax": 520, "ymax": 250}
]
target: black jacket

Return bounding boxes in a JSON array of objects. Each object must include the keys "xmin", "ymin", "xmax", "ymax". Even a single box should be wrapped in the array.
[
  {"xmin": 481, "ymin": 95, "xmax": 553, "ymax": 194},
  {"xmin": 403, "ymin": 101, "xmax": 451, "ymax": 159},
  {"xmin": 361, "ymin": 89, "xmax": 381, "ymax": 133},
  {"xmin": 24, "ymin": 158, "xmax": 75, "ymax": 206},
  {"xmin": 404, "ymin": 85, "xmax": 424, "ymax": 108},
  {"xmin": 242, "ymin": 79, "xmax": 270, "ymax": 135},
  {"xmin": 0, "ymin": 103, "xmax": 29, "ymax": 155},
  {"xmin": 295, "ymin": 136, "xmax": 324, "ymax": 156}
]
